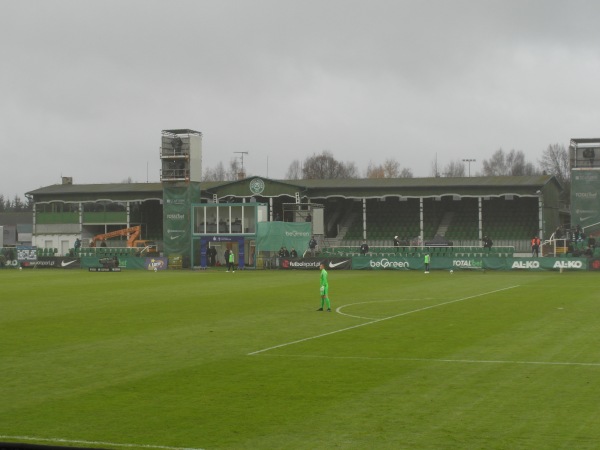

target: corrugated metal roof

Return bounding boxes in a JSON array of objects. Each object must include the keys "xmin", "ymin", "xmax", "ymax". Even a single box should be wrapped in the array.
[
  {"xmin": 27, "ymin": 183, "xmax": 164, "ymax": 195},
  {"xmin": 27, "ymin": 181, "xmax": 224, "ymax": 196},
  {"xmin": 0, "ymin": 212, "xmax": 33, "ymax": 226},
  {"xmin": 282, "ymin": 175, "xmax": 556, "ymax": 189},
  {"xmin": 26, "ymin": 175, "xmax": 561, "ymax": 201}
]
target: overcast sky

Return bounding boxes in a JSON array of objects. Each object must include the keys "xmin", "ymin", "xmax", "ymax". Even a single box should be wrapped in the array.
[{"xmin": 2, "ymin": 0, "xmax": 600, "ymax": 200}]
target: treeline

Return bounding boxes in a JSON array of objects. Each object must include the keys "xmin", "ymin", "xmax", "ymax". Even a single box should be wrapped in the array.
[
  {"xmin": 3, "ymin": 144, "xmax": 570, "ymax": 210},
  {"xmin": 203, "ymin": 143, "xmax": 570, "ymax": 186},
  {"xmin": 0, "ymin": 195, "xmax": 32, "ymax": 212},
  {"xmin": 203, "ymin": 143, "xmax": 571, "ymax": 205}
]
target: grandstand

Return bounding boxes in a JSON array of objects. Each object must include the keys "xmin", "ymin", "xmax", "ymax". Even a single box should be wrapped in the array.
[
  {"xmin": 22, "ymin": 175, "xmax": 562, "ymax": 261},
  {"xmin": 307, "ymin": 177, "xmax": 552, "ymax": 253}
]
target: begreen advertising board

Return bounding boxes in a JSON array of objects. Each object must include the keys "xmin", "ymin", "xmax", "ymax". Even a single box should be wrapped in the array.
[{"xmin": 257, "ymin": 221, "xmax": 312, "ymax": 252}]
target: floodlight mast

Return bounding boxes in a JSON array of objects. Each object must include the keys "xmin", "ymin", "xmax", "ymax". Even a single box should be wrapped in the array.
[{"xmin": 462, "ymin": 158, "xmax": 476, "ymax": 177}]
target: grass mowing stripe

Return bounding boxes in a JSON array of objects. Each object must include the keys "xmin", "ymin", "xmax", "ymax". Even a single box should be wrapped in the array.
[
  {"xmin": 248, "ymin": 285, "xmax": 519, "ymax": 355},
  {"xmin": 0, "ymin": 435, "xmax": 204, "ymax": 450}
]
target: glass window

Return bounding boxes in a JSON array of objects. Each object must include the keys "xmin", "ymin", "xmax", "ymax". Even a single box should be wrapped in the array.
[
  {"xmin": 206, "ymin": 207, "xmax": 218, "ymax": 234},
  {"xmin": 231, "ymin": 206, "xmax": 243, "ymax": 233},
  {"xmin": 191, "ymin": 204, "xmax": 263, "ymax": 235},
  {"xmin": 245, "ymin": 205, "xmax": 257, "ymax": 233},
  {"xmin": 194, "ymin": 206, "xmax": 205, "ymax": 234},
  {"xmin": 218, "ymin": 206, "xmax": 229, "ymax": 233}
]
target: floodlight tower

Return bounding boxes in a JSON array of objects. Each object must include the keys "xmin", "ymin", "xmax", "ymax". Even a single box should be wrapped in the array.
[{"xmin": 462, "ymin": 158, "xmax": 476, "ymax": 177}]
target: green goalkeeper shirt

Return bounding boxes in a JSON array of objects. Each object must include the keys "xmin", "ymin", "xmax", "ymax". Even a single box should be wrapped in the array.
[{"xmin": 320, "ymin": 268, "xmax": 328, "ymax": 287}]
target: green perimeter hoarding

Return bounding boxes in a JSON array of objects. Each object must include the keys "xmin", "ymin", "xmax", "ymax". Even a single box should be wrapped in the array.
[
  {"xmin": 163, "ymin": 182, "xmax": 201, "ymax": 260},
  {"xmin": 352, "ymin": 256, "xmax": 588, "ymax": 271},
  {"xmin": 257, "ymin": 221, "xmax": 312, "ymax": 253},
  {"xmin": 80, "ymin": 256, "xmax": 169, "ymax": 270}
]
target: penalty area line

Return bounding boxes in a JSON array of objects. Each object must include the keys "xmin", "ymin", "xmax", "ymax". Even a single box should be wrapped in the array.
[
  {"xmin": 247, "ymin": 285, "xmax": 519, "ymax": 356},
  {"xmin": 0, "ymin": 435, "xmax": 204, "ymax": 450}
]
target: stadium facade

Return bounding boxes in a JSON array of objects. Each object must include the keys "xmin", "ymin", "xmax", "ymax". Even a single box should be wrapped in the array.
[
  {"xmin": 24, "ymin": 173, "xmax": 563, "ymax": 267},
  {"xmin": 19, "ymin": 128, "xmax": 598, "ymax": 269}
]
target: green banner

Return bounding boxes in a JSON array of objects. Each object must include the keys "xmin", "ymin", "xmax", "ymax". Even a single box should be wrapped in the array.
[
  {"xmin": 256, "ymin": 222, "xmax": 312, "ymax": 252},
  {"xmin": 81, "ymin": 256, "xmax": 147, "ymax": 269},
  {"xmin": 571, "ymin": 170, "xmax": 600, "ymax": 234},
  {"xmin": 351, "ymin": 256, "xmax": 588, "ymax": 271},
  {"xmin": 163, "ymin": 182, "xmax": 201, "ymax": 258},
  {"xmin": 80, "ymin": 256, "xmax": 171, "ymax": 270}
]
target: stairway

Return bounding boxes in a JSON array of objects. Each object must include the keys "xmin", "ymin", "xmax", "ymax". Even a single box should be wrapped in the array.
[
  {"xmin": 436, "ymin": 211, "xmax": 455, "ymax": 237},
  {"xmin": 326, "ymin": 210, "xmax": 359, "ymax": 246}
]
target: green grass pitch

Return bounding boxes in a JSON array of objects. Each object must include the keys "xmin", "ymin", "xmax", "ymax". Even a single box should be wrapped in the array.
[{"xmin": 2, "ymin": 268, "xmax": 600, "ymax": 450}]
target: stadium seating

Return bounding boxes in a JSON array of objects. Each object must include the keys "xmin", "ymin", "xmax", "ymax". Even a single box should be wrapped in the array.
[{"xmin": 338, "ymin": 195, "xmax": 537, "ymax": 251}]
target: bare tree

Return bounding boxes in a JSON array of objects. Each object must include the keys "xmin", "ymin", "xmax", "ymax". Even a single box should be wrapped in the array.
[
  {"xmin": 382, "ymin": 159, "xmax": 399, "ymax": 178},
  {"xmin": 301, "ymin": 150, "xmax": 359, "ymax": 179},
  {"xmin": 285, "ymin": 160, "xmax": 302, "ymax": 180},
  {"xmin": 366, "ymin": 161, "xmax": 385, "ymax": 178},
  {"xmin": 367, "ymin": 158, "xmax": 413, "ymax": 178},
  {"xmin": 482, "ymin": 149, "xmax": 538, "ymax": 176},
  {"xmin": 344, "ymin": 161, "xmax": 359, "ymax": 178},
  {"xmin": 539, "ymin": 144, "xmax": 569, "ymax": 185},
  {"xmin": 539, "ymin": 143, "xmax": 570, "ymax": 202},
  {"xmin": 228, "ymin": 157, "xmax": 243, "ymax": 180},
  {"xmin": 482, "ymin": 149, "xmax": 508, "ymax": 175},
  {"xmin": 203, "ymin": 161, "xmax": 227, "ymax": 181},
  {"xmin": 442, "ymin": 160, "xmax": 466, "ymax": 177},
  {"xmin": 399, "ymin": 167, "xmax": 414, "ymax": 178}
]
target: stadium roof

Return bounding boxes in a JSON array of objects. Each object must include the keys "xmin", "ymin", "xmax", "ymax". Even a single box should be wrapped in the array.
[
  {"xmin": 268, "ymin": 175, "xmax": 561, "ymax": 199},
  {"xmin": 0, "ymin": 212, "xmax": 33, "ymax": 226},
  {"xmin": 162, "ymin": 129, "xmax": 202, "ymax": 136},
  {"xmin": 570, "ymin": 138, "xmax": 600, "ymax": 146},
  {"xmin": 26, "ymin": 175, "xmax": 561, "ymax": 203}
]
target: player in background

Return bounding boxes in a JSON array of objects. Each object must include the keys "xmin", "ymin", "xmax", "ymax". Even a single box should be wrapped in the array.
[
  {"xmin": 424, "ymin": 253, "xmax": 430, "ymax": 273},
  {"xmin": 317, "ymin": 262, "xmax": 331, "ymax": 312},
  {"xmin": 227, "ymin": 250, "xmax": 235, "ymax": 272}
]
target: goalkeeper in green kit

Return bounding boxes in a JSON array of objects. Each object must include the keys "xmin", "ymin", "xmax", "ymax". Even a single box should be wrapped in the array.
[{"xmin": 317, "ymin": 262, "xmax": 331, "ymax": 312}]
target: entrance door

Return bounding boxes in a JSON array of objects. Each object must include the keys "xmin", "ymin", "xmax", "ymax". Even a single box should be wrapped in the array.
[{"xmin": 61, "ymin": 240, "xmax": 70, "ymax": 256}]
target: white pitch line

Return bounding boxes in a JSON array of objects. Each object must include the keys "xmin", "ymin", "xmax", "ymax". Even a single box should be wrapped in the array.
[
  {"xmin": 248, "ymin": 285, "xmax": 519, "ymax": 356},
  {"xmin": 0, "ymin": 435, "xmax": 204, "ymax": 450},
  {"xmin": 336, "ymin": 298, "xmax": 436, "ymax": 320},
  {"xmin": 258, "ymin": 354, "xmax": 600, "ymax": 367}
]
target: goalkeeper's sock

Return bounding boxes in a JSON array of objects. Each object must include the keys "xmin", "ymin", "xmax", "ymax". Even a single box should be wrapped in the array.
[{"xmin": 324, "ymin": 298, "xmax": 330, "ymax": 310}]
